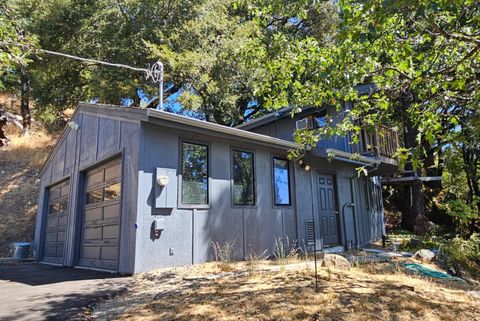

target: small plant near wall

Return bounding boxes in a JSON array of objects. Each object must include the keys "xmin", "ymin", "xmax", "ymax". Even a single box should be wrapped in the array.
[
  {"xmin": 246, "ymin": 246, "xmax": 268, "ymax": 274},
  {"xmin": 211, "ymin": 237, "xmax": 237, "ymax": 272},
  {"xmin": 273, "ymin": 235, "xmax": 300, "ymax": 264}
]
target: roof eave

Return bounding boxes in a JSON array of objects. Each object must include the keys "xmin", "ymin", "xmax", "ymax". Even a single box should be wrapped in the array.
[{"xmin": 146, "ymin": 108, "xmax": 299, "ymax": 150}]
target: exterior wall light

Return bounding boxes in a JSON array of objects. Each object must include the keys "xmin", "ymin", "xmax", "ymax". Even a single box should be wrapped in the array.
[
  {"xmin": 298, "ymin": 159, "xmax": 311, "ymax": 171},
  {"xmin": 157, "ymin": 175, "xmax": 170, "ymax": 186}
]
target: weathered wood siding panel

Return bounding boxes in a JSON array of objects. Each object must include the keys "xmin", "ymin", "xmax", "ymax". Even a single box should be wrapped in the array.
[
  {"xmin": 292, "ymin": 156, "xmax": 384, "ymax": 248},
  {"xmin": 249, "ymin": 107, "xmax": 355, "ymax": 153},
  {"xmin": 35, "ymin": 109, "xmax": 140, "ymax": 273},
  {"xmin": 134, "ymin": 124, "xmax": 297, "ymax": 272},
  {"xmin": 64, "ymin": 129, "xmax": 76, "ymax": 175}
]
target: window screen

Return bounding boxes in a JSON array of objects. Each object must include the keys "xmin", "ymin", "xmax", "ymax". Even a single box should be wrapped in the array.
[
  {"xmin": 181, "ymin": 142, "xmax": 208, "ymax": 204},
  {"xmin": 232, "ymin": 150, "xmax": 255, "ymax": 205},
  {"xmin": 273, "ymin": 158, "xmax": 291, "ymax": 205}
]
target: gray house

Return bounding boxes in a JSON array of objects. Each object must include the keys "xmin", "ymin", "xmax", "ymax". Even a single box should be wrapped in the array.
[{"xmin": 34, "ymin": 102, "xmax": 398, "ymax": 273}]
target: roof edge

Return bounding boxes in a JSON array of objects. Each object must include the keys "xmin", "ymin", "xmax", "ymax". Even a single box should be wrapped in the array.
[{"xmin": 146, "ymin": 108, "xmax": 299, "ymax": 150}]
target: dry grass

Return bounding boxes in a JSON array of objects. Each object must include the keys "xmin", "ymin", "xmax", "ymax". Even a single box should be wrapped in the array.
[
  {"xmin": 0, "ymin": 123, "xmax": 55, "ymax": 256},
  {"xmin": 91, "ymin": 261, "xmax": 480, "ymax": 321}
]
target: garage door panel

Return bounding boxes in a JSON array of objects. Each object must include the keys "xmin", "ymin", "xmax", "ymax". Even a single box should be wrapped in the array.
[
  {"xmin": 49, "ymin": 189, "xmax": 61, "ymax": 201},
  {"xmin": 46, "ymin": 232, "xmax": 57, "ymax": 242},
  {"xmin": 58, "ymin": 215, "xmax": 68, "ymax": 227},
  {"xmin": 42, "ymin": 180, "xmax": 69, "ymax": 263},
  {"xmin": 79, "ymin": 158, "xmax": 121, "ymax": 271},
  {"xmin": 104, "ymin": 162, "xmax": 121, "ymax": 181},
  {"xmin": 85, "ymin": 207, "xmax": 102, "ymax": 221},
  {"xmin": 104, "ymin": 183, "xmax": 121, "ymax": 202},
  {"xmin": 101, "ymin": 246, "xmax": 118, "ymax": 260},
  {"xmin": 57, "ymin": 231, "xmax": 66, "ymax": 242},
  {"xmin": 81, "ymin": 246, "xmax": 100, "ymax": 259},
  {"xmin": 60, "ymin": 185, "xmax": 70, "ymax": 197},
  {"xmin": 47, "ymin": 216, "xmax": 59, "ymax": 228},
  {"xmin": 103, "ymin": 225, "xmax": 119, "ymax": 240},
  {"xmin": 55, "ymin": 246, "xmax": 65, "ymax": 258},
  {"xmin": 84, "ymin": 227, "xmax": 102, "ymax": 240},
  {"xmin": 103, "ymin": 203, "xmax": 120, "ymax": 219},
  {"xmin": 44, "ymin": 246, "xmax": 57, "ymax": 258},
  {"xmin": 86, "ymin": 189, "xmax": 103, "ymax": 205},
  {"xmin": 86, "ymin": 170, "xmax": 104, "ymax": 189}
]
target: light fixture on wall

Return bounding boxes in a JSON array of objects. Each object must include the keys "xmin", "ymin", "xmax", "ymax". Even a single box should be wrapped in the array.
[
  {"xmin": 157, "ymin": 175, "xmax": 170, "ymax": 186},
  {"xmin": 298, "ymin": 159, "xmax": 311, "ymax": 171}
]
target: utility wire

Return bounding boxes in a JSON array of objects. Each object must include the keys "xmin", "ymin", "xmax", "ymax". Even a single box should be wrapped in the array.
[
  {"xmin": 40, "ymin": 48, "xmax": 149, "ymax": 72},
  {"xmin": 1, "ymin": 41, "xmax": 164, "ymax": 110}
]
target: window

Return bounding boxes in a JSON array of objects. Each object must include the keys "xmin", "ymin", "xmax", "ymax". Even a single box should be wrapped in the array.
[
  {"xmin": 181, "ymin": 142, "xmax": 208, "ymax": 204},
  {"xmin": 86, "ymin": 188, "xmax": 103, "ymax": 205},
  {"xmin": 313, "ymin": 109, "xmax": 327, "ymax": 129},
  {"xmin": 273, "ymin": 158, "xmax": 291, "ymax": 205},
  {"xmin": 232, "ymin": 150, "xmax": 255, "ymax": 205},
  {"xmin": 104, "ymin": 183, "xmax": 121, "ymax": 201},
  {"xmin": 365, "ymin": 178, "xmax": 382, "ymax": 213}
]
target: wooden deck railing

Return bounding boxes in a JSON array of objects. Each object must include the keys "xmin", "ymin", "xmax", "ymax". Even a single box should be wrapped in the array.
[{"xmin": 358, "ymin": 125, "xmax": 399, "ymax": 159}]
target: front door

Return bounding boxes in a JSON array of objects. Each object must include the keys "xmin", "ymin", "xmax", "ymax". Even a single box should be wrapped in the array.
[{"xmin": 317, "ymin": 173, "xmax": 339, "ymax": 245}]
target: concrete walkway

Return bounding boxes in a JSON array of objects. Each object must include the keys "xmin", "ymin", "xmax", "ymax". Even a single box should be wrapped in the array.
[{"xmin": 0, "ymin": 262, "xmax": 130, "ymax": 321}]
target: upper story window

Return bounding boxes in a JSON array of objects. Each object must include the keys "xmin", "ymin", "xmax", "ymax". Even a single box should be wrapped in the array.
[
  {"xmin": 181, "ymin": 142, "xmax": 208, "ymax": 204},
  {"xmin": 313, "ymin": 109, "xmax": 327, "ymax": 129},
  {"xmin": 295, "ymin": 109, "xmax": 328, "ymax": 131},
  {"xmin": 273, "ymin": 157, "xmax": 291, "ymax": 206},
  {"xmin": 232, "ymin": 150, "xmax": 255, "ymax": 206}
]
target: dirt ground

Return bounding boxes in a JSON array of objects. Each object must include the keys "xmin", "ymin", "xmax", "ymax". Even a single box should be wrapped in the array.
[
  {"xmin": 0, "ymin": 123, "xmax": 54, "ymax": 256},
  {"xmin": 90, "ymin": 260, "xmax": 480, "ymax": 321}
]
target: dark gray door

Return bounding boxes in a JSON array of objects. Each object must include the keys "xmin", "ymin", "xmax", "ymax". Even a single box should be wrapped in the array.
[
  {"xmin": 317, "ymin": 173, "xmax": 339, "ymax": 245},
  {"xmin": 43, "ymin": 180, "xmax": 70, "ymax": 265},
  {"xmin": 79, "ymin": 158, "xmax": 122, "ymax": 271}
]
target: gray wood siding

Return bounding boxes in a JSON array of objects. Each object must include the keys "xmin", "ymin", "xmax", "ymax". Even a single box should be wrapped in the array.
[
  {"xmin": 292, "ymin": 156, "xmax": 384, "ymax": 248},
  {"xmin": 249, "ymin": 106, "xmax": 356, "ymax": 153},
  {"xmin": 35, "ymin": 110, "xmax": 140, "ymax": 273},
  {"xmin": 134, "ymin": 124, "xmax": 297, "ymax": 272}
]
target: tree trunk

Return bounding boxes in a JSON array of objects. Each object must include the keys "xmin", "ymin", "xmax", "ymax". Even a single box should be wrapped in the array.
[
  {"xmin": 400, "ymin": 100, "xmax": 427, "ymax": 234},
  {"xmin": 20, "ymin": 68, "xmax": 31, "ymax": 136},
  {"xmin": 0, "ymin": 111, "xmax": 8, "ymax": 147}
]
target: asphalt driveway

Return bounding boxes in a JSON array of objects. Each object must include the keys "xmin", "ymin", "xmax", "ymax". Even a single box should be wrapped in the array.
[{"xmin": 0, "ymin": 262, "xmax": 130, "ymax": 321}]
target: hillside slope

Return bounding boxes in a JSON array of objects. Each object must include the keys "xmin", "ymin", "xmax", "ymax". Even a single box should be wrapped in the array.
[{"xmin": 0, "ymin": 123, "xmax": 54, "ymax": 256}]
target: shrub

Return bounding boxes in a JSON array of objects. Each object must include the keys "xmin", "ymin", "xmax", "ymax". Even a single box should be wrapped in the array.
[
  {"xmin": 444, "ymin": 233, "xmax": 480, "ymax": 278},
  {"xmin": 211, "ymin": 237, "xmax": 237, "ymax": 271},
  {"xmin": 273, "ymin": 235, "xmax": 299, "ymax": 264}
]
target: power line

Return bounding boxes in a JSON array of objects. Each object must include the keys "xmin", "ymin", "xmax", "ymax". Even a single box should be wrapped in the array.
[{"xmin": 1, "ymin": 41, "xmax": 164, "ymax": 110}]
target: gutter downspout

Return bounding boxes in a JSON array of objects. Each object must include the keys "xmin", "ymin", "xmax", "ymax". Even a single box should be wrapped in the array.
[
  {"xmin": 341, "ymin": 178, "xmax": 361, "ymax": 250},
  {"xmin": 349, "ymin": 177, "xmax": 360, "ymax": 249}
]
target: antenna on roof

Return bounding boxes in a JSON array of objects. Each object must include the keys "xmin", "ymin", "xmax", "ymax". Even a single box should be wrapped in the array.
[{"xmin": 145, "ymin": 61, "xmax": 164, "ymax": 111}]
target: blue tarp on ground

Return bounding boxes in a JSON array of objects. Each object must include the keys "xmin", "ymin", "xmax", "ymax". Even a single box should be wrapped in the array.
[{"xmin": 403, "ymin": 263, "xmax": 465, "ymax": 282}]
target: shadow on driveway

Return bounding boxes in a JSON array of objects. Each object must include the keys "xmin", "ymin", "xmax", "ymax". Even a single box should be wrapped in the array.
[{"xmin": 0, "ymin": 262, "xmax": 131, "ymax": 321}]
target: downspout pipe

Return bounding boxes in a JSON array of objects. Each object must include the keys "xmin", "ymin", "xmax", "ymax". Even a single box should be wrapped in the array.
[
  {"xmin": 349, "ymin": 177, "xmax": 360, "ymax": 249},
  {"xmin": 341, "ymin": 202, "xmax": 355, "ymax": 249},
  {"xmin": 341, "ymin": 178, "xmax": 361, "ymax": 250}
]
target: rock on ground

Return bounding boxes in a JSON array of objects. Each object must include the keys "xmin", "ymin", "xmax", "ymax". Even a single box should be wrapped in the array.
[
  {"xmin": 320, "ymin": 254, "xmax": 351, "ymax": 270},
  {"xmin": 414, "ymin": 249, "xmax": 435, "ymax": 262}
]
